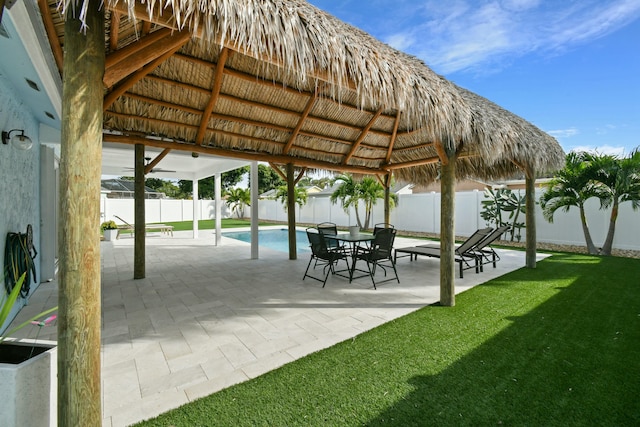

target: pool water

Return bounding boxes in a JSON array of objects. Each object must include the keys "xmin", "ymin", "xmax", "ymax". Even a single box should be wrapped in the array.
[{"xmin": 223, "ymin": 229, "xmax": 310, "ymax": 253}]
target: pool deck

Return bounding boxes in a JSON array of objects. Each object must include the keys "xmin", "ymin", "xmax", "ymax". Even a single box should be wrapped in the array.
[{"xmin": 8, "ymin": 228, "xmax": 544, "ymax": 426}]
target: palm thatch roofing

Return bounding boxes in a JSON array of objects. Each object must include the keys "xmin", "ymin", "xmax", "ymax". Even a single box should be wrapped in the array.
[{"xmin": 44, "ymin": 0, "xmax": 563, "ymax": 180}]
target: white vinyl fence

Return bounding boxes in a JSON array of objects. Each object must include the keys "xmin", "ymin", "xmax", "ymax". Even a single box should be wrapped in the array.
[{"xmin": 101, "ymin": 190, "xmax": 640, "ymax": 251}]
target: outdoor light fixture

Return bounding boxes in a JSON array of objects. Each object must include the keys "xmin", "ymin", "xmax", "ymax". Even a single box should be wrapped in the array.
[{"xmin": 1, "ymin": 129, "xmax": 33, "ymax": 151}]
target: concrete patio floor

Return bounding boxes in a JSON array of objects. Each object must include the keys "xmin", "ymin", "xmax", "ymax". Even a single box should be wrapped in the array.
[{"xmin": 9, "ymin": 228, "xmax": 544, "ymax": 426}]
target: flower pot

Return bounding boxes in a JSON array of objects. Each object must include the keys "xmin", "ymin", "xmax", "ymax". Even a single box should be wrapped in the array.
[
  {"xmin": 103, "ymin": 228, "xmax": 118, "ymax": 241},
  {"xmin": 0, "ymin": 339, "xmax": 57, "ymax": 427},
  {"xmin": 349, "ymin": 226, "xmax": 359, "ymax": 236}
]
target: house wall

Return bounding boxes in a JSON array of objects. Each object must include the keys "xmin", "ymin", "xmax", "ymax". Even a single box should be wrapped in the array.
[{"xmin": 0, "ymin": 77, "xmax": 42, "ymax": 332}]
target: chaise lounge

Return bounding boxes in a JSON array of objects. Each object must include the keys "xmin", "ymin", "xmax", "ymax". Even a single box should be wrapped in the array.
[{"xmin": 394, "ymin": 227, "xmax": 493, "ymax": 278}]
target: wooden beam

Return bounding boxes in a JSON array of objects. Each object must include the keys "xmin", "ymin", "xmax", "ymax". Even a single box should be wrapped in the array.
[
  {"xmin": 106, "ymin": 1, "xmax": 358, "ymax": 92},
  {"xmin": 384, "ymin": 152, "xmax": 479, "ymax": 170},
  {"xmin": 103, "ymin": 29, "xmax": 190, "ymax": 88},
  {"xmin": 38, "ymin": 0, "xmax": 63, "ymax": 72},
  {"xmin": 439, "ymin": 148, "xmax": 457, "ymax": 306},
  {"xmin": 104, "ymin": 27, "xmax": 171, "ymax": 70},
  {"xmin": 58, "ymin": 1, "xmax": 104, "ymax": 424},
  {"xmin": 344, "ymin": 107, "xmax": 383, "ymax": 164},
  {"xmin": 144, "ymin": 148, "xmax": 171, "ymax": 174},
  {"xmin": 141, "ymin": 20, "xmax": 152, "ymax": 36},
  {"xmin": 385, "ymin": 110, "xmax": 401, "ymax": 165},
  {"xmin": 286, "ymin": 163, "xmax": 297, "ymax": 260},
  {"xmin": 104, "ymin": 133, "xmax": 385, "ymax": 175},
  {"xmin": 525, "ymin": 171, "xmax": 537, "ymax": 269},
  {"xmin": 434, "ymin": 140, "xmax": 448, "ymax": 165},
  {"xmin": 283, "ymin": 91, "xmax": 317, "ymax": 154},
  {"xmin": 383, "ymin": 173, "xmax": 391, "ymax": 225},
  {"xmin": 294, "ymin": 167, "xmax": 307, "ymax": 185},
  {"xmin": 103, "ymin": 34, "xmax": 190, "ymax": 110},
  {"xmin": 196, "ymin": 47, "xmax": 230, "ymax": 145},
  {"xmin": 269, "ymin": 162, "xmax": 287, "ymax": 180},
  {"xmin": 109, "ymin": 12, "xmax": 120, "ymax": 52}
]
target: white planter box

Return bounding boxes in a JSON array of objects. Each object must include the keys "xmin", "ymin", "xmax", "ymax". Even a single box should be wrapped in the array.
[
  {"xmin": 0, "ymin": 339, "xmax": 57, "ymax": 427},
  {"xmin": 103, "ymin": 228, "xmax": 118, "ymax": 241}
]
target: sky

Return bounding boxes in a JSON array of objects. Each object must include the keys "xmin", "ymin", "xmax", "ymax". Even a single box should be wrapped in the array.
[{"xmin": 307, "ymin": 0, "xmax": 640, "ymax": 157}]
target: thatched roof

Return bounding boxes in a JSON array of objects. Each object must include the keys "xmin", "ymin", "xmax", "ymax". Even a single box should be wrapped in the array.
[{"xmin": 45, "ymin": 0, "xmax": 563, "ymax": 179}]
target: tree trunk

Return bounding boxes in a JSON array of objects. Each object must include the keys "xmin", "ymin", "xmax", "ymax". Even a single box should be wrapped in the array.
[
  {"xmin": 525, "ymin": 172, "xmax": 537, "ymax": 268},
  {"xmin": 286, "ymin": 163, "xmax": 297, "ymax": 260},
  {"xmin": 134, "ymin": 144, "xmax": 146, "ymax": 278},
  {"xmin": 600, "ymin": 199, "xmax": 619, "ymax": 256},
  {"xmin": 58, "ymin": 2, "xmax": 104, "ymax": 425},
  {"xmin": 440, "ymin": 152, "xmax": 456, "ymax": 306},
  {"xmin": 579, "ymin": 205, "xmax": 598, "ymax": 254}
]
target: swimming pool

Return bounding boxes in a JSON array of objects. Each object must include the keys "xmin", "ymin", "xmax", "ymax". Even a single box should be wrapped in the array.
[{"xmin": 223, "ymin": 228, "xmax": 310, "ymax": 253}]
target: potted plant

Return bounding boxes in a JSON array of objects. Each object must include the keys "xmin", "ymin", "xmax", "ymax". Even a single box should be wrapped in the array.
[
  {"xmin": 1, "ymin": 273, "xmax": 58, "ymax": 427},
  {"xmin": 101, "ymin": 220, "xmax": 119, "ymax": 241}
]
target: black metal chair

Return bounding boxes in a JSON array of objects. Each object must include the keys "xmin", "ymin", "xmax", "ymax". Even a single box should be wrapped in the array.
[
  {"xmin": 373, "ymin": 223, "xmax": 395, "ymax": 235},
  {"xmin": 303, "ymin": 227, "xmax": 348, "ymax": 287},
  {"xmin": 317, "ymin": 222, "xmax": 344, "ymax": 252},
  {"xmin": 352, "ymin": 228, "xmax": 399, "ymax": 289}
]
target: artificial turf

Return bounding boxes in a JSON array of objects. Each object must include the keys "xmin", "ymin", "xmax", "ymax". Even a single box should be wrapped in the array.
[{"xmin": 134, "ymin": 253, "xmax": 640, "ymax": 426}]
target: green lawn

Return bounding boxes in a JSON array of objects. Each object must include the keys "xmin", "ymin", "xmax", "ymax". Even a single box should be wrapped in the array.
[
  {"xmin": 134, "ymin": 254, "xmax": 640, "ymax": 426},
  {"xmin": 114, "ymin": 219, "xmax": 271, "ymax": 235}
]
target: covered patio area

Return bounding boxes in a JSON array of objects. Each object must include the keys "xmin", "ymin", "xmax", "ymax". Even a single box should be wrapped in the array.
[{"xmin": 12, "ymin": 230, "xmax": 545, "ymax": 426}]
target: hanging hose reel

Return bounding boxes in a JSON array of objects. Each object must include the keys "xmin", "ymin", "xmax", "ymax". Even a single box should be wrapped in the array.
[{"xmin": 4, "ymin": 224, "xmax": 37, "ymax": 298}]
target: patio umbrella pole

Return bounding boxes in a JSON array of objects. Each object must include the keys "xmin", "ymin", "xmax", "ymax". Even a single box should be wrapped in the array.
[{"xmin": 58, "ymin": 1, "xmax": 104, "ymax": 424}]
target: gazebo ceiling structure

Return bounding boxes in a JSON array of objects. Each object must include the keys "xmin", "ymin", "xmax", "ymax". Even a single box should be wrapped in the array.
[{"xmin": 40, "ymin": 0, "xmax": 562, "ymax": 178}]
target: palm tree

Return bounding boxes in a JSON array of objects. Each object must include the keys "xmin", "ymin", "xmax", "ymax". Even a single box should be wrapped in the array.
[
  {"xmin": 330, "ymin": 174, "xmax": 397, "ymax": 230},
  {"xmin": 225, "ymin": 187, "xmax": 251, "ymax": 218},
  {"xmin": 540, "ymin": 151, "xmax": 601, "ymax": 254},
  {"xmin": 589, "ymin": 149, "xmax": 640, "ymax": 255},
  {"xmin": 275, "ymin": 185, "xmax": 308, "ymax": 211}
]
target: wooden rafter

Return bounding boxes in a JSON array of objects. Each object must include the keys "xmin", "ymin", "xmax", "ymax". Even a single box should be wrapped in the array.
[
  {"xmin": 105, "ymin": 27, "xmax": 171, "ymax": 69},
  {"xmin": 434, "ymin": 140, "xmax": 449, "ymax": 165},
  {"xmin": 283, "ymin": 90, "xmax": 317, "ymax": 155},
  {"xmin": 109, "ymin": 12, "xmax": 120, "ymax": 52},
  {"xmin": 141, "ymin": 20, "xmax": 152, "ymax": 36},
  {"xmin": 144, "ymin": 148, "xmax": 171, "ymax": 174},
  {"xmin": 103, "ymin": 29, "xmax": 190, "ymax": 88},
  {"xmin": 105, "ymin": 133, "xmax": 383, "ymax": 175},
  {"xmin": 385, "ymin": 152, "xmax": 479, "ymax": 170},
  {"xmin": 385, "ymin": 110, "xmax": 401, "ymax": 165},
  {"xmin": 103, "ymin": 33, "xmax": 191, "ymax": 110},
  {"xmin": 37, "ymin": 0, "xmax": 63, "ymax": 72},
  {"xmin": 196, "ymin": 47, "xmax": 230, "ymax": 145},
  {"xmin": 343, "ymin": 107, "xmax": 383, "ymax": 164},
  {"xmin": 269, "ymin": 162, "xmax": 287, "ymax": 181},
  {"xmin": 106, "ymin": 1, "xmax": 358, "ymax": 92},
  {"xmin": 294, "ymin": 167, "xmax": 307, "ymax": 185}
]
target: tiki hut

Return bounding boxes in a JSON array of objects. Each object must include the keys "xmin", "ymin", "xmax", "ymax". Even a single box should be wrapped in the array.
[{"xmin": 29, "ymin": 0, "xmax": 564, "ymax": 422}]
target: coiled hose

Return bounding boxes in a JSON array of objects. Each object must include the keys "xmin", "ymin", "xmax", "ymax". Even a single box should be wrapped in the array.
[{"xmin": 4, "ymin": 224, "xmax": 37, "ymax": 298}]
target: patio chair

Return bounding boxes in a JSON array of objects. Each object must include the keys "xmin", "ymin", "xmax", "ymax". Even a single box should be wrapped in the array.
[
  {"xmin": 303, "ymin": 227, "xmax": 349, "ymax": 287},
  {"xmin": 373, "ymin": 223, "xmax": 395, "ymax": 235},
  {"xmin": 473, "ymin": 225, "xmax": 510, "ymax": 269},
  {"xmin": 113, "ymin": 215, "xmax": 174, "ymax": 238},
  {"xmin": 317, "ymin": 222, "xmax": 345, "ymax": 252},
  {"xmin": 394, "ymin": 227, "xmax": 493, "ymax": 278},
  {"xmin": 352, "ymin": 228, "xmax": 399, "ymax": 289}
]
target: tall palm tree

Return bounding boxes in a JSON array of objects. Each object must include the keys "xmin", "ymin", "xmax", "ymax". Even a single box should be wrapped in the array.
[
  {"xmin": 275, "ymin": 185, "xmax": 308, "ymax": 211},
  {"xmin": 330, "ymin": 174, "xmax": 397, "ymax": 230},
  {"xmin": 589, "ymin": 149, "xmax": 640, "ymax": 255},
  {"xmin": 225, "ymin": 187, "xmax": 251, "ymax": 218},
  {"xmin": 540, "ymin": 151, "xmax": 601, "ymax": 254}
]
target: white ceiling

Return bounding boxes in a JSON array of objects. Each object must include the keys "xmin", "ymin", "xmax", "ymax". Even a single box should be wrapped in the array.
[{"xmin": 2, "ymin": 4, "xmax": 249, "ymax": 182}]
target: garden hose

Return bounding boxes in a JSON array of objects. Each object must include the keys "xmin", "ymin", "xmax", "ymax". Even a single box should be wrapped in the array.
[{"xmin": 4, "ymin": 224, "xmax": 37, "ymax": 298}]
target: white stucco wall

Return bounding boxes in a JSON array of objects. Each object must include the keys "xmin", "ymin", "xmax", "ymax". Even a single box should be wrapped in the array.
[{"xmin": 0, "ymin": 77, "xmax": 42, "ymax": 332}]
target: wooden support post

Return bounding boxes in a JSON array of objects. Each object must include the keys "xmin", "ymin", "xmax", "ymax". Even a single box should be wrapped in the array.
[
  {"xmin": 525, "ymin": 168, "xmax": 537, "ymax": 268},
  {"xmin": 286, "ymin": 163, "xmax": 297, "ymax": 260},
  {"xmin": 58, "ymin": 1, "xmax": 104, "ymax": 425},
  {"xmin": 134, "ymin": 144, "xmax": 146, "ymax": 279},
  {"xmin": 440, "ymin": 148, "xmax": 457, "ymax": 306},
  {"xmin": 0, "ymin": 0, "xmax": 5, "ymax": 25},
  {"xmin": 384, "ymin": 173, "xmax": 391, "ymax": 225}
]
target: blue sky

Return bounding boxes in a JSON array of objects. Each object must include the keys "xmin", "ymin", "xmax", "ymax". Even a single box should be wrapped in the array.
[{"xmin": 308, "ymin": 0, "xmax": 640, "ymax": 156}]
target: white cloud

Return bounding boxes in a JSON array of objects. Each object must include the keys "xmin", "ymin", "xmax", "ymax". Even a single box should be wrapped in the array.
[
  {"xmin": 547, "ymin": 128, "xmax": 579, "ymax": 138},
  {"xmin": 380, "ymin": 0, "xmax": 640, "ymax": 74}
]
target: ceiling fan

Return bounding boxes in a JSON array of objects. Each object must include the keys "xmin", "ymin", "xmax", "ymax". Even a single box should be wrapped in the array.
[{"xmin": 124, "ymin": 157, "xmax": 176, "ymax": 174}]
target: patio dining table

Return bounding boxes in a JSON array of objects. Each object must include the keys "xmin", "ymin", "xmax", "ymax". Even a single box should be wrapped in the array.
[{"xmin": 328, "ymin": 232, "xmax": 375, "ymax": 282}]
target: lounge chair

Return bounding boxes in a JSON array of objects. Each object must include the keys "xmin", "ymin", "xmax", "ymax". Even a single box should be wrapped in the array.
[
  {"xmin": 303, "ymin": 227, "xmax": 349, "ymax": 287},
  {"xmin": 113, "ymin": 215, "xmax": 174, "ymax": 238},
  {"xmin": 473, "ymin": 225, "xmax": 510, "ymax": 269},
  {"xmin": 394, "ymin": 227, "xmax": 493, "ymax": 278},
  {"xmin": 352, "ymin": 228, "xmax": 399, "ymax": 289}
]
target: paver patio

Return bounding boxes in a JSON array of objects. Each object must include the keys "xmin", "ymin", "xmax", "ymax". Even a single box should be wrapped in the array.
[{"xmin": 9, "ymin": 228, "xmax": 542, "ymax": 426}]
